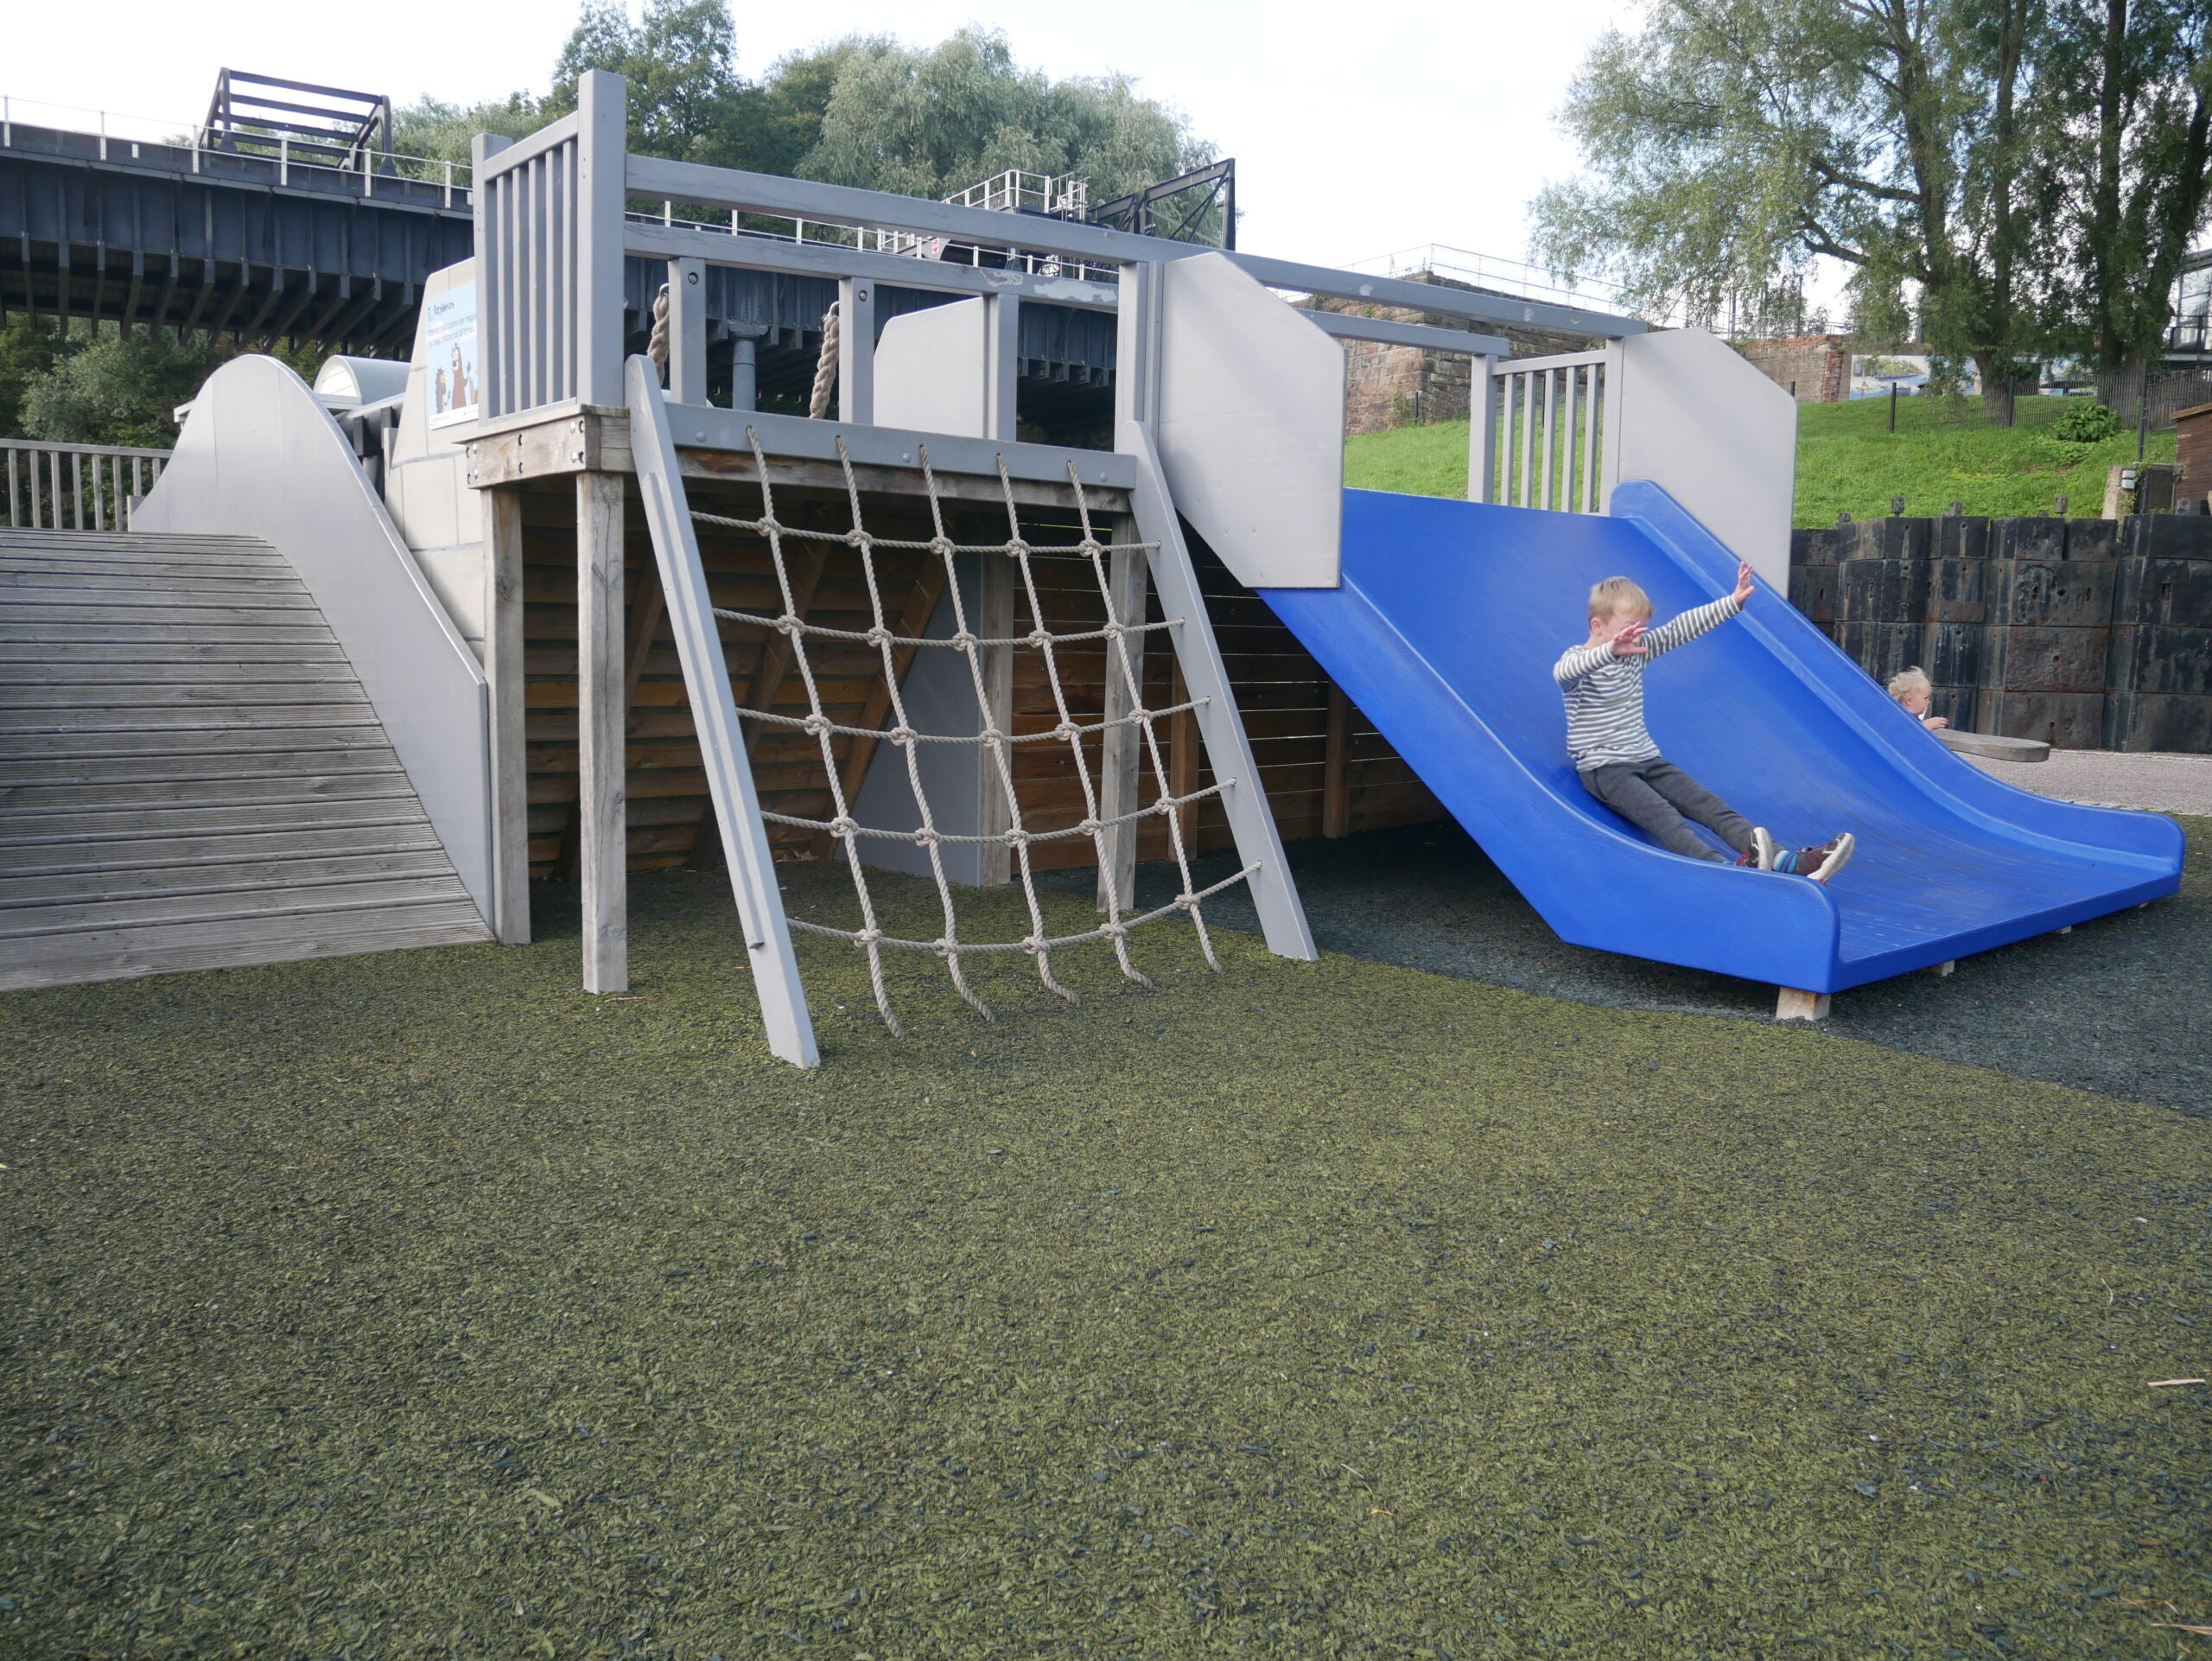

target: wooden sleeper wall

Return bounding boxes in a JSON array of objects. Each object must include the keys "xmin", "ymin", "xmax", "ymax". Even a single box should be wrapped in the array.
[{"xmin": 519, "ymin": 476, "xmax": 1445, "ymax": 882}]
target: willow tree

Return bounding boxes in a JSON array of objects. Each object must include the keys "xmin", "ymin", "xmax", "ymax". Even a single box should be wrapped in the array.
[{"xmin": 1531, "ymin": 0, "xmax": 2067, "ymax": 423}]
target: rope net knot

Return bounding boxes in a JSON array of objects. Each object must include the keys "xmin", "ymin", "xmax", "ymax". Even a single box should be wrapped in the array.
[{"xmin": 695, "ymin": 434, "xmax": 1244, "ymax": 1032}]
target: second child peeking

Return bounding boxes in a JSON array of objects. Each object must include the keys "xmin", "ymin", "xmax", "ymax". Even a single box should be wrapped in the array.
[{"xmin": 1553, "ymin": 565, "xmax": 1855, "ymax": 882}]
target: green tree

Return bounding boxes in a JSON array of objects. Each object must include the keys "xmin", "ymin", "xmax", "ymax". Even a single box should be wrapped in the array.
[
  {"xmin": 389, "ymin": 92, "xmax": 545, "ymax": 172},
  {"xmin": 11, "ymin": 332, "xmax": 320, "ymax": 449},
  {"xmin": 1532, "ymin": 0, "xmax": 2068, "ymax": 424},
  {"xmin": 19, "ymin": 334, "xmax": 226, "ymax": 449},
  {"xmin": 409, "ymin": 7, "xmax": 1214, "ymax": 233},
  {"xmin": 547, "ymin": 0, "xmax": 741, "ymax": 162},
  {"xmin": 2049, "ymin": 0, "xmax": 2212, "ymax": 394},
  {"xmin": 799, "ymin": 28, "xmax": 1210, "ymax": 215},
  {"xmin": 0, "ymin": 321, "xmax": 73, "ymax": 438}
]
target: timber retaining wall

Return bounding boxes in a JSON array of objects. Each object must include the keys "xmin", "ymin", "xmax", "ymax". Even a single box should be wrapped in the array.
[{"xmin": 1789, "ymin": 513, "xmax": 2212, "ymax": 753}]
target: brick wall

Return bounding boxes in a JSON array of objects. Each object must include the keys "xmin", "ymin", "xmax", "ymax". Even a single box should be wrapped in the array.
[
  {"xmin": 1309, "ymin": 274, "xmax": 1601, "ymax": 436},
  {"xmin": 1738, "ymin": 334, "xmax": 1850, "ymax": 402},
  {"xmin": 1789, "ymin": 512, "xmax": 2212, "ymax": 752}
]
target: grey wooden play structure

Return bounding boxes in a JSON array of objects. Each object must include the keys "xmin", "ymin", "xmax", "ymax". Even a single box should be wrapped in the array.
[{"xmin": 22, "ymin": 70, "xmax": 2132, "ymax": 1053}]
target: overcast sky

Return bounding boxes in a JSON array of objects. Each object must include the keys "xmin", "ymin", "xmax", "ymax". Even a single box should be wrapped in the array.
[{"xmin": 7, "ymin": 0, "xmax": 1640, "ymax": 275}]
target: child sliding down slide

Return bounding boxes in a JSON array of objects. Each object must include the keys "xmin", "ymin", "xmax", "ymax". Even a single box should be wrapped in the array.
[{"xmin": 1554, "ymin": 566, "xmax": 1855, "ymax": 882}]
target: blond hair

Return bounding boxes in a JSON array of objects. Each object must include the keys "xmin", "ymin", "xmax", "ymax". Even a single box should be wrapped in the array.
[
  {"xmin": 1887, "ymin": 666, "xmax": 1933, "ymax": 703},
  {"xmin": 1587, "ymin": 576, "xmax": 1653, "ymax": 621}
]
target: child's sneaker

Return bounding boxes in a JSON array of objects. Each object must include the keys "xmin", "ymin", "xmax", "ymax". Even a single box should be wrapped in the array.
[
  {"xmin": 1780, "ymin": 832, "xmax": 1855, "ymax": 883},
  {"xmin": 1751, "ymin": 827, "xmax": 1778, "ymax": 871}
]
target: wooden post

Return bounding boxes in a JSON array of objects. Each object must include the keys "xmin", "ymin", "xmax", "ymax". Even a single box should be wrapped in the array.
[
  {"xmin": 1322, "ymin": 682, "xmax": 1352, "ymax": 838},
  {"xmin": 837, "ymin": 277, "xmax": 875, "ymax": 425},
  {"xmin": 1096, "ymin": 517, "xmax": 1148, "ymax": 911},
  {"xmin": 985, "ymin": 294, "xmax": 1020, "ymax": 442},
  {"xmin": 665, "ymin": 257, "xmax": 707, "ymax": 406},
  {"xmin": 1469, "ymin": 354, "xmax": 1497, "ymax": 503},
  {"xmin": 1776, "ymin": 988, "xmax": 1831, "ymax": 1021},
  {"xmin": 976, "ymin": 544, "xmax": 1017, "ymax": 887},
  {"xmin": 485, "ymin": 486, "xmax": 532, "ymax": 945},
  {"xmin": 575, "ymin": 73, "xmax": 627, "ymax": 408},
  {"xmin": 1169, "ymin": 662, "xmax": 1198, "ymax": 852},
  {"xmin": 577, "ymin": 471, "xmax": 628, "ymax": 993}
]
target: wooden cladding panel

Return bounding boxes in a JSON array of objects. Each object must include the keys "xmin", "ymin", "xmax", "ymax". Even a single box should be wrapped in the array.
[{"xmin": 517, "ymin": 480, "xmax": 1445, "ymax": 881}]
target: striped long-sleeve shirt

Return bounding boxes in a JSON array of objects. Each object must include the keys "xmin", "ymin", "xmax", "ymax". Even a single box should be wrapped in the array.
[{"xmin": 1553, "ymin": 595, "xmax": 1743, "ymax": 769}]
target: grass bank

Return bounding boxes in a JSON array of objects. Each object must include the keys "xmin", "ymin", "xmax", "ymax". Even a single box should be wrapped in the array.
[
  {"xmin": 1343, "ymin": 394, "xmax": 2181, "ymax": 527},
  {"xmin": 3, "ymin": 862, "xmax": 2208, "ymax": 1655}
]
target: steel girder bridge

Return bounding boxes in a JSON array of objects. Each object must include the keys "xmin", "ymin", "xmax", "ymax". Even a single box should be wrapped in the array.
[{"xmin": 0, "ymin": 99, "xmax": 1127, "ymax": 423}]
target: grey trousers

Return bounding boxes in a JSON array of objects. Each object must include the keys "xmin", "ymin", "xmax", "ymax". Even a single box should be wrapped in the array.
[{"xmin": 1581, "ymin": 759, "xmax": 1756, "ymax": 863}]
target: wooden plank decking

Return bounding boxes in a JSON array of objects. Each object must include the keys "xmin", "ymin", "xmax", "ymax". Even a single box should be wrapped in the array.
[{"xmin": 0, "ymin": 531, "xmax": 492, "ymax": 990}]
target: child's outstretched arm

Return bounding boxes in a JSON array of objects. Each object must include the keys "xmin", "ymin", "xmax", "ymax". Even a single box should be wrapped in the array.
[
  {"xmin": 1554, "ymin": 620, "xmax": 1649, "ymax": 685},
  {"xmin": 1642, "ymin": 563, "xmax": 1756, "ymax": 659}
]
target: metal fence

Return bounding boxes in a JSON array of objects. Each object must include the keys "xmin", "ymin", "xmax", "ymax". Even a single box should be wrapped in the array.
[{"xmin": 3, "ymin": 439, "xmax": 172, "ymax": 531}]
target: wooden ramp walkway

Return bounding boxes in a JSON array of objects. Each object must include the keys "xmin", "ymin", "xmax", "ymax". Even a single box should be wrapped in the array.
[{"xmin": 0, "ymin": 530, "xmax": 491, "ymax": 990}]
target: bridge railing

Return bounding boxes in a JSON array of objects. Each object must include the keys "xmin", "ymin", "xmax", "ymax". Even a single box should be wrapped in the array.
[
  {"xmin": 471, "ymin": 71, "xmax": 1648, "ymax": 442},
  {"xmin": 2, "ymin": 439, "xmax": 171, "ymax": 532},
  {"xmin": 0, "ymin": 93, "xmax": 473, "ymax": 209}
]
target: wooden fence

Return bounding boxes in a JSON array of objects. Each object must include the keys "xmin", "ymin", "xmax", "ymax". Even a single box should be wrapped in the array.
[{"xmin": 3, "ymin": 439, "xmax": 171, "ymax": 531}]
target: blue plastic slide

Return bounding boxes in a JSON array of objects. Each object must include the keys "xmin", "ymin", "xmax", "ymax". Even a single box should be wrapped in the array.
[{"xmin": 1257, "ymin": 484, "xmax": 2183, "ymax": 994}]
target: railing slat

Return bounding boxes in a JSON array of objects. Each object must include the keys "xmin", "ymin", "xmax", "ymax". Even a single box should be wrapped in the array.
[
  {"xmin": 1581, "ymin": 363, "xmax": 1602, "ymax": 514},
  {"xmin": 1539, "ymin": 368, "xmax": 1557, "ymax": 511},
  {"xmin": 0, "ymin": 440, "xmax": 174, "ymax": 532}
]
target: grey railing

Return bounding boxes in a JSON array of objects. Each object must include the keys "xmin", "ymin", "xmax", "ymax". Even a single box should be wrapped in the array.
[
  {"xmin": 0, "ymin": 93, "xmax": 472, "ymax": 209},
  {"xmin": 471, "ymin": 72, "xmax": 1646, "ymax": 442},
  {"xmin": 2, "ymin": 438, "xmax": 171, "ymax": 531},
  {"xmin": 1482, "ymin": 347, "xmax": 1618, "ymax": 513}
]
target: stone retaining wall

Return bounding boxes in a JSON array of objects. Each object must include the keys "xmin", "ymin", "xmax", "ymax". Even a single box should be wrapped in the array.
[
  {"xmin": 1309, "ymin": 274, "xmax": 1601, "ymax": 436},
  {"xmin": 1789, "ymin": 513, "xmax": 2212, "ymax": 752},
  {"xmin": 1739, "ymin": 334, "xmax": 1850, "ymax": 402}
]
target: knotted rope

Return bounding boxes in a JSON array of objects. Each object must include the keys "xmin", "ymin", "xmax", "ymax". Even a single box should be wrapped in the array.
[{"xmin": 698, "ymin": 431, "xmax": 1249, "ymax": 1034}]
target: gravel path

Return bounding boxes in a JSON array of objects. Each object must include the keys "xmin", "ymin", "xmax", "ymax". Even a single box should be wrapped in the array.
[
  {"xmin": 1970, "ymin": 747, "xmax": 2212, "ymax": 816},
  {"xmin": 1047, "ymin": 802, "xmax": 2211, "ymax": 1116}
]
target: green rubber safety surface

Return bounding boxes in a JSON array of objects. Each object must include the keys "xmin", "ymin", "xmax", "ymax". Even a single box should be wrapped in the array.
[{"xmin": 3, "ymin": 856, "xmax": 2207, "ymax": 1657}]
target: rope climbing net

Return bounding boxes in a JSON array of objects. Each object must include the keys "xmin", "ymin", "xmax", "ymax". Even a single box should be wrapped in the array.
[{"xmin": 698, "ymin": 430, "xmax": 1255, "ymax": 1034}]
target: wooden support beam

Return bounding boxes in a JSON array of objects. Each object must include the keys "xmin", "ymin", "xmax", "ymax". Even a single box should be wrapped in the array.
[
  {"xmin": 622, "ymin": 554, "xmax": 665, "ymax": 723},
  {"xmin": 485, "ymin": 486, "xmax": 531, "ymax": 944},
  {"xmin": 1776, "ymin": 987, "xmax": 1831, "ymax": 1021},
  {"xmin": 1169, "ymin": 662, "xmax": 1198, "ymax": 852},
  {"xmin": 465, "ymin": 408, "xmax": 1132, "ymax": 514},
  {"xmin": 1922, "ymin": 959, "xmax": 1955, "ymax": 977},
  {"xmin": 1322, "ymin": 682, "xmax": 1352, "ymax": 839},
  {"xmin": 741, "ymin": 539, "xmax": 833, "ymax": 756},
  {"xmin": 812, "ymin": 557, "xmax": 951, "ymax": 862},
  {"xmin": 977, "ymin": 546, "xmax": 1018, "ymax": 887},
  {"xmin": 1096, "ymin": 518, "xmax": 1148, "ymax": 911},
  {"xmin": 577, "ymin": 470, "xmax": 628, "ymax": 993}
]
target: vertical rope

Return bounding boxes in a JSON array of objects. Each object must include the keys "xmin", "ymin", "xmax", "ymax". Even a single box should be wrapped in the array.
[{"xmin": 808, "ymin": 304, "xmax": 840, "ymax": 420}]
